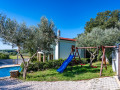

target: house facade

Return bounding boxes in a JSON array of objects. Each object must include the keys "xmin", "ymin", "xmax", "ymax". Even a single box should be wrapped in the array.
[{"xmin": 50, "ymin": 30, "xmax": 84, "ymax": 60}]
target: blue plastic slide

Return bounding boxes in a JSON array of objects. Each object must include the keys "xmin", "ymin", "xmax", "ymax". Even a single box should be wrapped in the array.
[{"xmin": 57, "ymin": 55, "xmax": 74, "ymax": 73}]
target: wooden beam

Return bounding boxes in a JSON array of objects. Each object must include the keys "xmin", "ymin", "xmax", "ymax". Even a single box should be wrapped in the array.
[
  {"xmin": 104, "ymin": 46, "xmax": 116, "ymax": 48},
  {"xmin": 77, "ymin": 46, "xmax": 116, "ymax": 49},
  {"xmin": 77, "ymin": 47, "xmax": 98, "ymax": 49}
]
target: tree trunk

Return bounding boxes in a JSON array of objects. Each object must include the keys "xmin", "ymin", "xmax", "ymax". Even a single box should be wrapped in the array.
[
  {"xmin": 23, "ymin": 66, "xmax": 27, "ymax": 80},
  {"xmin": 90, "ymin": 60, "xmax": 92, "ymax": 66},
  {"xmin": 17, "ymin": 46, "xmax": 37, "ymax": 79},
  {"xmin": 89, "ymin": 56, "xmax": 93, "ymax": 66},
  {"xmin": 88, "ymin": 48, "xmax": 98, "ymax": 67}
]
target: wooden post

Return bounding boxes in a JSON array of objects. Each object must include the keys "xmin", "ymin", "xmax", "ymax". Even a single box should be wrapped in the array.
[
  {"xmin": 43, "ymin": 54, "xmax": 46, "ymax": 62},
  {"xmin": 103, "ymin": 48, "xmax": 107, "ymax": 70},
  {"xmin": 39, "ymin": 53, "xmax": 41, "ymax": 62},
  {"xmin": 118, "ymin": 44, "xmax": 120, "ymax": 80},
  {"xmin": 37, "ymin": 53, "xmax": 39, "ymax": 61},
  {"xmin": 100, "ymin": 46, "xmax": 106, "ymax": 76}
]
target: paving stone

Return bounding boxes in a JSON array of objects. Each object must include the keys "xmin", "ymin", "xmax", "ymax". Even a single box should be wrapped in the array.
[{"xmin": 0, "ymin": 76, "xmax": 120, "ymax": 90}]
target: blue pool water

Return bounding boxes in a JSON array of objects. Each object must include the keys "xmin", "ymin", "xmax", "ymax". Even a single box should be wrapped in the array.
[{"xmin": 0, "ymin": 66, "xmax": 21, "ymax": 77}]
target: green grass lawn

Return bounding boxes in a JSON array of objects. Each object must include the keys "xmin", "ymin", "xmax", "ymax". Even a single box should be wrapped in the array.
[{"xmin": 19, "ymin": 61, "xmax": 115, "ymax": 81}]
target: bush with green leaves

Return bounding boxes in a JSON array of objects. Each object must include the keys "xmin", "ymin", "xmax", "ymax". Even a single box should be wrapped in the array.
[
  {"xmin": 31, "ymin": 56, "xmax": 48, "ymax": 62},
  {"xmin": 9, "ymin": 52, "xmax": 17, "ymax": 56},
  {"xmin": 69, "ymin": 58, "xmax": 89, "ymax": 66},
  {"xmin": 21, "ymin": 58, "xmax": 89, "ymax": 72},
  {"xmin": 31, "ymin": 57, "xmax": 37, "ymax": 62},
  {"xmin": 21, "ymin": 59, "xmax": 65, "ymax": 72},
  {"xmin": 0, "ymin": 53, "xmax": 9, "ymax": 59}
]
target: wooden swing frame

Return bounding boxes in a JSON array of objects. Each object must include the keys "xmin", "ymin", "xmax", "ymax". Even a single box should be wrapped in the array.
[{"xmin": 71, "ymin": 45, "xmax": 116, "ymax": 76}]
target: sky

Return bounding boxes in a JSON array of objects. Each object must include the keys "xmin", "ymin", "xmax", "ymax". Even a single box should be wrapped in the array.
[{"xmin": 0, "ymin": 0, "xmax": 120, "ymax": 49}]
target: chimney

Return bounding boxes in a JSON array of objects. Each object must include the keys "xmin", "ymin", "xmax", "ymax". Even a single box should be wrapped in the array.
[{"xmin": 57, "ymin": 30, "xmax": 60, "ymax": 38}]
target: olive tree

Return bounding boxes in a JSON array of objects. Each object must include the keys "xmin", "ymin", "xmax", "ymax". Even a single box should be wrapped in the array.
[
  {"xmin": 36, "ymin": 17, "xmax": 57, "ymax": 54},
  {"xmin": 0, "ymin": 14, "xmax": 57, "ymax": 79},
  {"xmin": 77, "ymin": 27, "xmax": 120, "ymax": 66},
  {"xmin": 0, "ymin": 16, "xmax": 35, "ymax": 79}
]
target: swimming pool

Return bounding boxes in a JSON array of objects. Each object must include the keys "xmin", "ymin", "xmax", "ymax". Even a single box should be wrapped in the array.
[{"xmin": 0, "ymin": 66, "xmax": 21, "ymax": 77}]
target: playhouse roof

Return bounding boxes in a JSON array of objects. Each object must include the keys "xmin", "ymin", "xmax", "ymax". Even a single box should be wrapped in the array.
[{"xmin": 60, "ymin": 37, "xmax": 76, "ymax": 41}]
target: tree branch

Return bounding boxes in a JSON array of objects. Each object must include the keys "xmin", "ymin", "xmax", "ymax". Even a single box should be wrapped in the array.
[
  {"xmin": 17, "ymin": 46, "xmax": 26, "ymax": 66},
  {"xmin": 27, "ymin": 52, "xmax": 37, "ymax": 67}
]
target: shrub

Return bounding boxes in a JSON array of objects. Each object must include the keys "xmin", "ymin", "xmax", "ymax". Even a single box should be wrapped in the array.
[
  {"xmin": 9, "ymin": 52, "xmax": 17, "ymax": 56},
  {"xmin": 70, "ymin": 58, "xmax": 89, "ymax": 65},
  {"xmin": 20, "ymin": 63, "xmax": 24, "ymax": 72},
  {"xmin": 20, "ymin": 58, "xmax": 89, "ymax": 72},
  {"xmin": 21, "ymin": 59, "xmax": 65, "ymax": 72},
  {"xmin": 0, "ymin": 53, "xmax": 9, "ymax": 59},
  {"xmin": 31, "ymin": 56, "xmax": 47, "ymax": 62},
  {"xmin": 31, "ymin": 56, "xmax": 37, "ymax": 62},
  {"xmin": 81, "ymin": 58, "xmax": 90, "ymax": 64}
]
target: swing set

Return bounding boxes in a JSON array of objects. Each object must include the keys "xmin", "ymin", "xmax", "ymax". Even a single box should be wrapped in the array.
[{"xmin": 70, "ymin": 45, "xmax": 116, "ymax": 76}]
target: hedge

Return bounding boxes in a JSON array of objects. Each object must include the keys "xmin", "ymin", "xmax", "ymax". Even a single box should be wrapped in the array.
[
  {"xmin": 21, "ymin": 58, "xmax": 89, "ymax": 72},
  {"xmin": 0, "ymin": 53, "xmax": 9, "ymax": 59}
]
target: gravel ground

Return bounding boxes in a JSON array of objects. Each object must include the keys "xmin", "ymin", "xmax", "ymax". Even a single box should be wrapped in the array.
[{"xmin": 0, "ymin": 77, "xmax": 120, "ymax": 90}]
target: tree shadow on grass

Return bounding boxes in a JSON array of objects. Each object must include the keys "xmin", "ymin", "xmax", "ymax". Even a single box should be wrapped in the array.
[{"xmin": 62, "ymin": 65, "xmax": 100, "ymax": 77}]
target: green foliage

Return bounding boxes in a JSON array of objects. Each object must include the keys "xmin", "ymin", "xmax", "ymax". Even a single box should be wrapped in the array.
[
  {"xmin": 0, "ymin": 49, "xmax": 17, "ymax": 55},
  {"xmin": 0, "ymin": 13, "xmax": 57, "ymax": 79},
  {"xmin": 31, "ymin": 55, "xmax": 48, "ymax": 62},
  {"xmin": 21, "ymin": 59, "xmax": 65, "ymax": 72},
  {"xmin": 0, "ymin": 14, "xmax": 57, "ymax": 56},
  {"xmin": 69, "ymin": 58, "xmax": 89, "ymax": 65},
  {"xmin": 9, "ymin": 52, "xmax": 17, "ymax": 56},
  {"xmin": 81, "ymin": 58, "xmax": 90, "ymax": 63},
  {"xmin": 97, "ymin": 50, "xmax": 102, "ymax": 60},
  {"xmin": 77, "ymin": 28, "xmax": 120, "ymax": 47},
  {"xmin": 21, "ymin": 58, "xmax": 90, "ymax": 72},
  {"xmin": 77, "ymin": 27, "xmax": 120, "ymax": 64},
  {"xmin": 31, "ymin": 56, "xmax": 37, "ymax": 62},
  {"xmin": 0, "ymin": 53, "xmax": 9, "ymax": 59},
  {"xmin": 105, "ymin": 49, "xmax": 113, "ymax": 64},
  {"xmin": 84, "ymin": 10, "xmax": 120, "ymax": 33},
  {"xmin": 34, "ymin": 17, "xmax": 57, "ymax": 54}
]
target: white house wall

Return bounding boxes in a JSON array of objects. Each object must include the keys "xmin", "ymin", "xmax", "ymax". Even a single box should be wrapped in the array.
[
  {"xmin": 79, "ymin": 49, "xmax": 85, "ymax": 58},
  {"xmin": 59, "ymin": 40, "xmax": 75, "ymax": 59},
  {"xmin": 59, "ymin": 40, "xmax": 84, "ymax": 59},
  {"xmin": 54, "ymin": 41, "xmax": 59, "ymax": 60},
  {"xmin": 112, "ymin": 48, "xmax": 118, "ymax": 75}
]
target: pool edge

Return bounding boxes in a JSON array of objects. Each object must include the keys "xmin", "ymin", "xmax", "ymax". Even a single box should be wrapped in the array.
[{"xmin": 0, "ymin": 64, "xmax": 20, "ymax": 69}]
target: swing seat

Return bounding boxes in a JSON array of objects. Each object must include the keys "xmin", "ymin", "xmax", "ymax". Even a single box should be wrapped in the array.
[
  {"xmin": 80, "ymin": 64, "xmax": 85, "ymax": 65},
  {"xmin": 91, "ymin": 65, "xmax": 97, "ymax": 68}
]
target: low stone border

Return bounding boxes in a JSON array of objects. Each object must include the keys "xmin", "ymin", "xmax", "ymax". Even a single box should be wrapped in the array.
[
  {"xmin": 0, "ymin": 64, "xmax": 20, "ymax": 69},
  {"xmin": 0, "ymin": 76, "xmax": 10, "ymax": 80}
]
